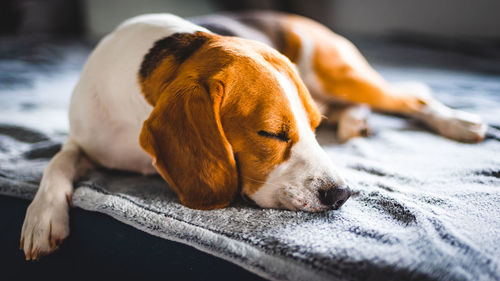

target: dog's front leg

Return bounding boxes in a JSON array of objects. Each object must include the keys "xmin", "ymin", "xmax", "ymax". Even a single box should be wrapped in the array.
[
  {"xmin": 20, "ymin": 138, "xmax": 88, "ymax": 260},
  {"xmin": 323, "ymin": 104, "xmax": 371, "ymax": 142}
]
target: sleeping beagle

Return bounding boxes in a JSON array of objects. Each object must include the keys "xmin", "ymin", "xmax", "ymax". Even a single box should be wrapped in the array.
[{"xmin": 21, "ymin": 12, "xmax": 486, "ymax": 259}]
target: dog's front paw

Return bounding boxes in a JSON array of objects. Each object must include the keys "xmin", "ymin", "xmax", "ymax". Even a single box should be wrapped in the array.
[
  {"xmin": 337, "ymin": 105, "xmax": 371, "ymax": 142},
  {"xmin": 20, "ymin": 193, "xmax": 70, "ymax": 260},
  {"xmin": 417, "ymin": 102, "xmax": 487, "ymax": 143}
]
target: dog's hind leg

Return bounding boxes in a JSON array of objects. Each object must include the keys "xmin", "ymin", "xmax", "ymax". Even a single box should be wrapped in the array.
[
  {"xmin": 390, "ymin": 81, "xmax": 487, "ymax": 142},
  {"xmin": 285, "ymin": 16, "xmax": 486, "ymax": 142},
  {"xmin": 20, "ymin": 138, "xmax": 91, "ymax": 260}
]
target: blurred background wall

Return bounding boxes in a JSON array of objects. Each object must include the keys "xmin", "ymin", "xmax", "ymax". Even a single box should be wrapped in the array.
[
  {"xmin": 1, "ymin": 0, "xmax": 499, "ymax": 40},
  {"xmin": 84, "ymin": 0, "xmax": 500, "ymax": 40},
  {"xmin": 329, "ymin": 0, "xmax": 500, "ymax": 39}
]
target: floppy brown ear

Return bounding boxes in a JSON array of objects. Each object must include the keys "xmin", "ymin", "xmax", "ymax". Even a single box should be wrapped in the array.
[{"xmin": 139, "ymin": 80, "xmax": 238, "ymax": 209}]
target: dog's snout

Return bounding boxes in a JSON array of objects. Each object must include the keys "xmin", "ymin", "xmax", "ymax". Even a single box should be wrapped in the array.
[{"xmin": 318, "ymin": 185, "xmax": 352, "ymax": 210}]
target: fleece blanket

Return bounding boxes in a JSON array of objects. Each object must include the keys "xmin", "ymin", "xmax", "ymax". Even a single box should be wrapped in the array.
[{"xmin": 1, "ymin": 40, "xmax": 499, "ymax": 281}]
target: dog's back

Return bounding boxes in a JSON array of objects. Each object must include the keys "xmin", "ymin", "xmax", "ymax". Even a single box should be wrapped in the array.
[{"xmin": 69, "ymin": 14, "xmax": 208, "ymax": 173}]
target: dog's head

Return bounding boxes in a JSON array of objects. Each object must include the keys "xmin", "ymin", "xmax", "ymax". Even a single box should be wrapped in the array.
[{"xmin": 139, "ymin": 32, "xmax": 351, "ymax": 211}]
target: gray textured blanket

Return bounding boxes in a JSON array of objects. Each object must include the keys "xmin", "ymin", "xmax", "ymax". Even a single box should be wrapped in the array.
[{"xmin": 1, "ymin": 41, "xmax": 499, "ymax": 281}]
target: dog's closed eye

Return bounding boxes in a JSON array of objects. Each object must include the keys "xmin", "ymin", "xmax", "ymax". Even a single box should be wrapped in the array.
[{"xmin": 258, "ymin": 130, "xmax": 290, "ymax": 142}]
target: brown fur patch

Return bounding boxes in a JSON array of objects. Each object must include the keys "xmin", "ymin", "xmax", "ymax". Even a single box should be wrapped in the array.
[
  {"xmin": 280, "ymin": 26, "xmax": 302, "ymax": 63},
  {"xmin": 230, "ymin": 12, "xmax": 302, "ymax": 63},
  {"xmin": 139, "ymin": 32, "xmax": 210, "ymax": 81}
]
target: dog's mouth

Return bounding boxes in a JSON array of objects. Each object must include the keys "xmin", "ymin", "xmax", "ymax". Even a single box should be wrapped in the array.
[{"xmin": 276, "ymin": 186, "xmax": 331, "ymax": 212}]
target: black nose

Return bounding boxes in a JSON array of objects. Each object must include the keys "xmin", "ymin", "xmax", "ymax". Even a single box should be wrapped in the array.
[{"xmin": 318, "ymin": 186, "xmax": 352, "ymax": 210}]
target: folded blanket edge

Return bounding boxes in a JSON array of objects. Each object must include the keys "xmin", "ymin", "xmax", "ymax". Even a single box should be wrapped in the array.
[{"xmin": 72, "ymin": 185, "xmax": 338, "ymax": 281}]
